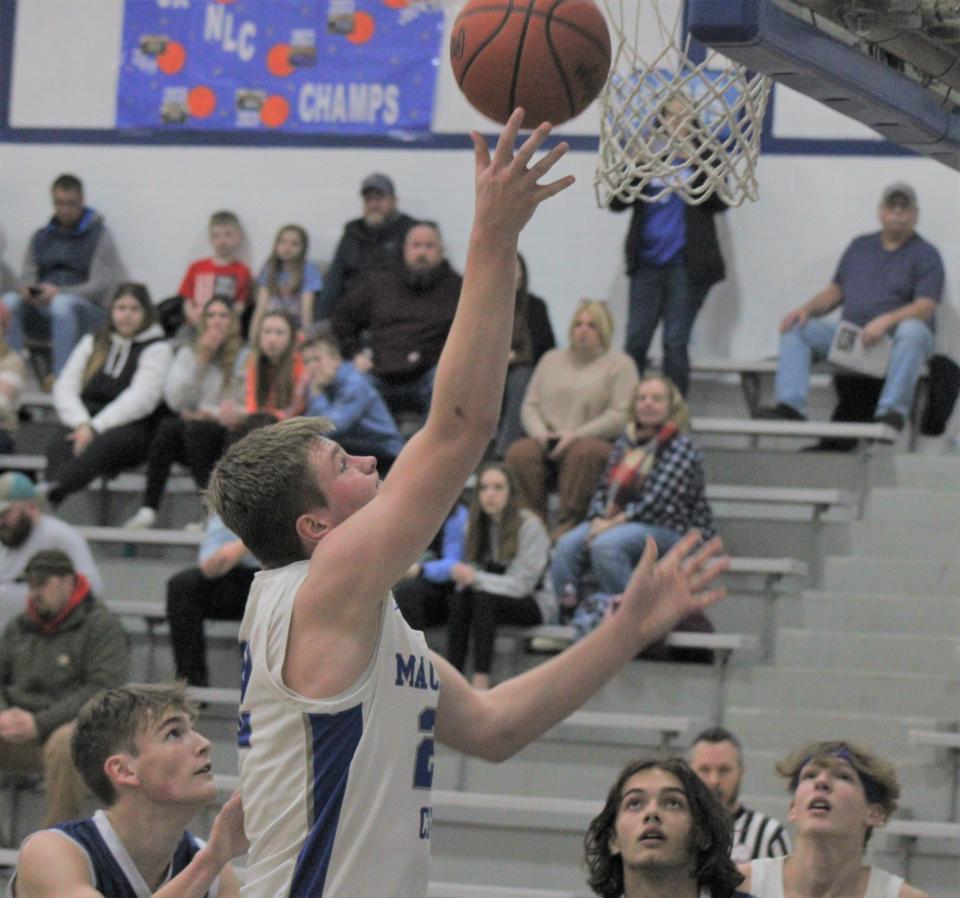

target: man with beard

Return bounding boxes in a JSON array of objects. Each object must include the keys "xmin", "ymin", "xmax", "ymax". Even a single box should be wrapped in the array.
[
  {"xmin": 0, "ymin": 472, "xmax": 102, "ymax": 627},
  {"xmin": 318, "ymin": 173, "xmax": 416, "ymax": 318},
  {"xmin": 332, "ymin": 220, "xmax": 463, "ymax": 419},
  {"xmin": 0, "ymin": 549, "xmax": 128, "ymax": 826},
  {"xmin": 689, "ymin": 726, "xmax": 790, "ymax": 863}
]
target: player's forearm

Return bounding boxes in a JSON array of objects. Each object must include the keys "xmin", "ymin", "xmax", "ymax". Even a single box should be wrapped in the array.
[
  {"xmin": 427, "ymin": 234, "xmax": 517, "ymax": 443},
  {"xmin": 479, "ymin": 612, "xmax": 651, "ymax": 761},
  {"xmin": 151, "ymin": 848, "xmax": 229, "ymax": 898}
]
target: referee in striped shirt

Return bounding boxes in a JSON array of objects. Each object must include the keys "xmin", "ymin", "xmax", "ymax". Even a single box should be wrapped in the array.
[{"xmin": 689, "ymin": 727, "xmax": 791, "ymax": 862}]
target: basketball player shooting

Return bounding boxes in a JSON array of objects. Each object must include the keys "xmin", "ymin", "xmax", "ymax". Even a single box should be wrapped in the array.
[{"xmin": 208, "ymin": 109, "xmax": 729, "ymax": 898}]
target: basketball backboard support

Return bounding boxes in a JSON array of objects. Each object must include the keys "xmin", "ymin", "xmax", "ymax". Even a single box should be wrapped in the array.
[{"xmin": 687, "ymin": 0, "xmax": 960, "ymax": 168}]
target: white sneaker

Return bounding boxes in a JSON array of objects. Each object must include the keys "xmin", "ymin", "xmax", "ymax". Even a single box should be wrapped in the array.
[
  {"xmin": 124, "ymin": 507, "xmax": 157, "ymax": 530},
  {"xmin": 184, "ymin": 518, "xmax": 206, "ymax": 533}
]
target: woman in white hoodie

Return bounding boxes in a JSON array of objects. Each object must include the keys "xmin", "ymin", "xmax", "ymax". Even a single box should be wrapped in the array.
[{"xmin": 45, "ymin": 282, "xmax": 172, "ymax": 506}]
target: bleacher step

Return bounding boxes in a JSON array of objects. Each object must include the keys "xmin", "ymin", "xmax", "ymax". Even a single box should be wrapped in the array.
[
  {"xmin": 799, "ymin": 591, "xmax": 960, "ymax": 635},
  {"xmin": 775, "ymin": 628, "xmax": 959, "ymax": 674},
  {"xmin": 866, "ymin": 487, "xmax": 960, "ymax": 523},
  {"xmin": 893, "ymin": 454, "xmax": 960, "ymax": 490},
  {"xmin": 822, "ymin": 556, "xmax": 960, "ymax": 595},
  {"xmin": 849, "ymin": 522, "xmax": 960, "ymax": 558},
  {"xmin": 726, "ymin": 665, "xmax": 956, "ymax": 716}
]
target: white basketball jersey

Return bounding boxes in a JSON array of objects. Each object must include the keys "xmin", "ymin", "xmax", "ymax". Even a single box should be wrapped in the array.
[
  {"xmin": 237, "ymin": 561, "xmax": 440, "ymax": 898},
  {"xmin": 749, "ymin": 857, "xmax": 905, "ymax": 898}
]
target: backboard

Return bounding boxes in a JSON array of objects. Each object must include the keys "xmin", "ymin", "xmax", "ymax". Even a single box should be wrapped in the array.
[{"xmin": 687, "ymin": 0, "xmax": 960, "ymax": 169}]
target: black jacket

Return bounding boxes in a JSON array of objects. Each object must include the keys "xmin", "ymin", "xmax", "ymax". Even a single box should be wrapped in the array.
[{"xmin": 611, "ymin": 188, "xmax": 727, "ymax": 287}]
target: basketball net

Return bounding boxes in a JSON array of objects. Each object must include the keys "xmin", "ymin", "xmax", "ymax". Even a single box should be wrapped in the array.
[{"xmin": 595, "ymin": 0, "xmax": 771, "ymax": 207}]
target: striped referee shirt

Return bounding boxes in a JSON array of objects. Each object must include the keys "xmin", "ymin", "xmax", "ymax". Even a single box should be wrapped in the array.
[{"xmin": 731, "ymin": 805, "xmax": 791, "ymax": 862}]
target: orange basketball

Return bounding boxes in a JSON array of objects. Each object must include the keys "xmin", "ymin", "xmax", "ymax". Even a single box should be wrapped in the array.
[{"xmin": 450, "ymin": 0, "xmax": 611, "ymax": 128}]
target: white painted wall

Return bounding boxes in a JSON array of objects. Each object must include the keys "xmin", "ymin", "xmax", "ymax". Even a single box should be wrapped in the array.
[{"xmin": 2, "ymin": 0, "xmax": 958, "ymax": 361}]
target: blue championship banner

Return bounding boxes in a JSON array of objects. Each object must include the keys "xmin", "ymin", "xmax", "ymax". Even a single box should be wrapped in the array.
[{"xmin": 116, "ymin": 0, "xmax": 445, "ymax": 134}]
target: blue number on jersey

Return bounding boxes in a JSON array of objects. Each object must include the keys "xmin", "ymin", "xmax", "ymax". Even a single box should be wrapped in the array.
[{"xmin": 413, "ymin": 706, "xmax": 436, "ymax": 790}]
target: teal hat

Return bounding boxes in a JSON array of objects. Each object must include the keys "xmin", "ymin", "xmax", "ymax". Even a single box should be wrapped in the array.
[{"xmin": 0, "ymin": 472, "xmax": 35, "ymax": 515}]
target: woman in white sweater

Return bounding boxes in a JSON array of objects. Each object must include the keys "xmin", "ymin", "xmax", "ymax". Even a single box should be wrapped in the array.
[
  {"xmin": 445, "ymin": 462, "xmax": 552, "ymax": 689},
  {"xmin": 45, "ymin": 283, "xmax": 172, "ymax": 506},
  {"xmin": 125, "ymin": 297, "xmax": 247, "ymax": 528}
]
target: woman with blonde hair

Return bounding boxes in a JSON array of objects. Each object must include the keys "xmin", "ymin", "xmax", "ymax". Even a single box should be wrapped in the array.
[
  {"xmin": 125, "ymin": 296, "xmax": 248, "ymax": 528},
  {"xmin": 505, "ymin": 299, "xmax": 639, "ymax": 537},
  {"xmin": 550, "ymin": 373, "xmax": 713, "ymax": 601},
  {"xmin": 46, "ymin": 282, "xmax": 172, "ymax": 506}
]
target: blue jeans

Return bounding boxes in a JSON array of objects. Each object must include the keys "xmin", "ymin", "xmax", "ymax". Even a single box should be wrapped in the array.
[
  {"xmin": 1, "ymin": 290, "xmax": 106, "ymax": 375},
  {"xmin": 626, "ymin": 262, "xmax": 711, "ymax": 395},
  {"xmin": 551, "ymin": 520, "xmax": 682, "ymax": 597},
  {"xmin": 775, "ymin": 318, "xmax": 934, "ymax": 418}
]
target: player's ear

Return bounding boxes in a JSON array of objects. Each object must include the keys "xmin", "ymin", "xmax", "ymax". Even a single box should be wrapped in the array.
[
  {"xmin": 865, "ymin": 802, "xmax": 887, "ymax": 828},
  {"xmin": 105, "ymin": 753, "xmax": 139, "ymax": 789},
  {"xmin": 295, "ymin": 511, "xmax": 330, "ymax": 545},
  {"xmin": 608, "ymin": 831, "xmax": 621, "ymax": 856}
]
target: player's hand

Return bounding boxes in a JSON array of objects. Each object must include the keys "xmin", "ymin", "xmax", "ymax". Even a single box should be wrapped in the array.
[
  {"xmin": 617, "ymin": 531, "xmax": 728, "ymax": 647},
  {"xmin": 779, "ymin": 306, "xmax": 809, "ymax": 333},
  {"xmin": 861, "ymin": 314, "xmax": 892, "ymax": 347},
  {"xmin": 470, "ymin": 108, "xmax": 575, "ymax": 241},
  {"xmin": 206, "ymin": 791, "xmax": 249, "ymax": 866}
]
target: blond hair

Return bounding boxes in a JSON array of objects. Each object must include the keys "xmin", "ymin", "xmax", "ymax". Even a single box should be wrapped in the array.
[
  {"xmin": 568, "ymin": 299, "xmax": 614, "ymax": 351},
  {"xmin": 626, "ymin": 375, "xmax": 691, "ymax": 437}
]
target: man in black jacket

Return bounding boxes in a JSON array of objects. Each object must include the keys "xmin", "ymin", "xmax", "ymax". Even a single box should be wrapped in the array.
[{"xmin": 318, "ymin": 173, "xmax": 415, "ymax": 319}]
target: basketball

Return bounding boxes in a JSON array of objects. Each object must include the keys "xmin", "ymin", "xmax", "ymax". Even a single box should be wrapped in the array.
[{"xmin": 450, "ymin": 0, "xmax": 612, "ymax": 129}]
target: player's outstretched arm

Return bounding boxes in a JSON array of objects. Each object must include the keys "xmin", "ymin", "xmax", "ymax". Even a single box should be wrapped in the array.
[
  {"xmin": 305, "ymin": 111, "xmax": 573, "ymax": 614},
  {"xmin": 433, "ymin": 532, "xmax": 728, "ymax": 761}
]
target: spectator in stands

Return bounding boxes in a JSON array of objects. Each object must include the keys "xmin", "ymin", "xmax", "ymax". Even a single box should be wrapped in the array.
[
  {"xmin": 331, "ymin": 221, "xmax": 462, "ymax": 420},
  {"xmin": 608, "ymin": 102, "xmax": 727, "ymax": 396},
  {"xmin": 45, "ymin": 283, "xmax": 172, "ymax": 507},
  {"xmin": 0, "ymin": 473, "xmax": 102, "ymax": 626},
  {"xmin": 585, "ymin": 757, "xmax": 750, "ymax": 898},
  {"xmin": 0, "ymin": 325, "xmax": 25, "ymax": 453},
  {"xmin": 689, "ymin": 726, "xmax": 790, "ymax": 862},
  {"xmin": 250, "ymin": 224, "xmax": 322, "ymax": 338},
  {"xmin": 741, "ymin": 740, "xmax": 929, "ymax": 898},
  {"xmin": 492, "ymin": 253, "xmax": 557, "ymax": 459},
  {"xmin": 0, "ymin": 549, "xmax": 128, "ymax": 827},
  {"xmin": 318, "ymin": 173, "xmax": 416, "ymax": 318},
  {"xmin": 758, "ymin": 183, "xmax": 944, "ymax": 431},
  {"xmin": 10, "ymin": 683, "xmax": 245, "ymax": 897},
  {"xmin": 445, "ymin": 463, "xmax": 551, "ymax": 689},
  {"xmin": 1, "ymin": 174, "xmax": 127, "ymax": 378},
  {"xmin": 0, "ymin": 229, "xmax": 15, "ymax": 295},
  {"xmin": 550, "ymin": 375, "xmax": 713, "ymax": 600},
  {"xmin": 123, "ymin": 297, "xmax": 247, "ymax": 530},
  {"xmin": 170, "ymin": 209, "xmax": 251, "ymax": 339},
  {"xmin": 244, "ymin": 310, "xmax": 305, "ymax": 420},
  {"xmin": 166, "ymin": 512, "xmax": 258, "ymax": 687},
  {"xmin": 506, "ymin": 300, "xmax": 639, "ymax": 538},
  {"xmin": 300, "ymin": 330, "xmax": 403, "ymax": 473},
  {"xmin": 393, "ymin": 500, "xmax": 467, "ymax": 631}
]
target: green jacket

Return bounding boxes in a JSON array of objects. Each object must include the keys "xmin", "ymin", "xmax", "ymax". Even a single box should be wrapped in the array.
[{"xmin": 0, "ymin": 595, "xmax": 129, "ymax": 740}]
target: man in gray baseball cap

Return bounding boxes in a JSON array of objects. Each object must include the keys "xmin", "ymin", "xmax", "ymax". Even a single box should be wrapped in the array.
[{"xmin": 318, "ymin": 172, "xmax": 416, "ymax": 317}]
